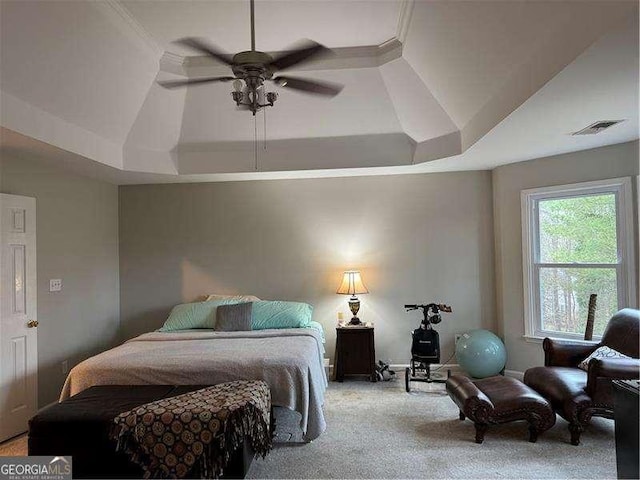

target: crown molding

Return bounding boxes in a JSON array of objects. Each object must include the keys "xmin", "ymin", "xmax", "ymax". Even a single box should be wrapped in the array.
[
  {"xmin": 396, "ymin": 0, "xmax": 415, "ymax": 44},
  {"xmin": 159, "ymin": 52, "xmax": 189, "ymax": 76},
  {"xmin": 95, "ymin": 0, "xmax": 411, "ymax": 75},
  {"xmin": 378, "ymin": 38, "xmax": 403, "ymax": 66},
  {"xmin": 160, "ymin": 39, "xmax": 404, "ymax": 77},
  {"xmin": 92, "ymin": 0, "xmax": 163, "ymax": 58}
]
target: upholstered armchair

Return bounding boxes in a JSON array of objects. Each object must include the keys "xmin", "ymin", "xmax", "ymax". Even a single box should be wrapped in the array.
[{"xmin": 524, "ymin": 308, "xmax": 640, "ymax": 445}]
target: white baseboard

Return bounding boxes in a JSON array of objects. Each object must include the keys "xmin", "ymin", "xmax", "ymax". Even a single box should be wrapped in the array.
[
  {"xmin": 390, "ymin": 363, "xmax": 461, "ymax": 373},
  {"xmin": 504, "ymin": 369, "xmax": 524, "ymax": 381},
  {"xmin": 325, "ymin": 362, "xmax": 463, "ymax": 379},
  {"xmin": 327, "ymin": 363, "xmax": 525, "ymax": 381}
]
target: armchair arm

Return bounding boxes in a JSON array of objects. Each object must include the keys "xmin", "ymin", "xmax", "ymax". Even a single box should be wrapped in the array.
[
  {"xmin": 588, "ymin": 357, "xmax": 640, "ymax": 379},
  {"xmin": 586, "ymin": 357, "xmax": 640, "ymax": 395},
  {"xmin": 543, "ymin": 337, "xmax": 599, "ymax": 367}
]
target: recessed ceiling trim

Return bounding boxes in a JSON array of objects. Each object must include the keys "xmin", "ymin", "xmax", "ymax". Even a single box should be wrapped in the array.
[
  {"xmin": 0, "ymin": 94, "xmax": 124, "ymax": 170},
  {"xmin": 377, "ymin": 38, "xmax": 404, "ymax": 66},
  {"xmin": 159, "ymin": 39, "xmax": 404, "ymax": 77},
  {"xmin": 99, "ymin": 0, "xmax": 410, "ymax": 75},
  {"xmin": 159, "ymin": 52, "xmax": 188, "ymax": 76},
  {"xmin": 396, "ymin": 0, "xmax": 415, "ymax": 44}
]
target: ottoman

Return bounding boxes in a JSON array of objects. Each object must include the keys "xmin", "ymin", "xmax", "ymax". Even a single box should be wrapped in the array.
[
  {"xmin": 29, "ymin": 385, "xmax": 257, "ymax": 479},
  {"xmin": 445, "ymin": 375, "xmax": 556, "ymax": 443}
]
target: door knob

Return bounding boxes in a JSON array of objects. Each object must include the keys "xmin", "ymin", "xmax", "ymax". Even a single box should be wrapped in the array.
[{"xmin": 27, "ymin": 320, "xmax": 39, "ymax": 328}]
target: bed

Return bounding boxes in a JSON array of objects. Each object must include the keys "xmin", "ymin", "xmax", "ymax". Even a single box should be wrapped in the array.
[{"xmin": 60, "ymin": 326, "xmax": 327, "ymax": 441}]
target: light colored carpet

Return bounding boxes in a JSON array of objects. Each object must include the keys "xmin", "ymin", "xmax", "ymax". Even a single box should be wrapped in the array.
[
  {"xmin": 0, "ymin": 381, "xmax": 617, "ymax": 479},
  {"xmin": 248, "ymin": 380, "xmax": 617, "ymax": 479}
]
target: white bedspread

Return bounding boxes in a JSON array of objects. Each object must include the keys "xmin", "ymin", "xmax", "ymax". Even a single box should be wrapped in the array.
[{"xmin": 60, "ymin": 329, "xmax": 328, "ymax": 440}]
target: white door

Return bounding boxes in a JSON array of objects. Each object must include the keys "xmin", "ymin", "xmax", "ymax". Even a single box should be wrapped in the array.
[{"xmin": 0, "ymin": 194, "xmax": 37, "ymax": 442}]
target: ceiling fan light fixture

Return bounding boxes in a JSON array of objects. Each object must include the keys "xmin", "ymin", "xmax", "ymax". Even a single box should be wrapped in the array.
[
  {"xmin": 232, "ymin": 79, "xmax": 244, "ymax": 92},
  {"xmin": 231, "ymin": 91, "xmax": 243, "ymax": 104},
  {"xmin": 159, "ymin": 0, "xmax": 343, "ymax": 115},
  {"xmin": 266, "ymin": 91, "xmax": 278, "ymax": 105}
]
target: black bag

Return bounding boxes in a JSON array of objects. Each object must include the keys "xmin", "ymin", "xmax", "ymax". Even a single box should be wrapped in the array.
[{"xmin": 411, "ymin": 328, "xmax": 440, "ymax": 363}]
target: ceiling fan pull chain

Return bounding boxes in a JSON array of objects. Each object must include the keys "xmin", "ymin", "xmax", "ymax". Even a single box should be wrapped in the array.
[
  {"xmin": 254, "ymin": 113, "xmax": 258, "ymax": 171},
  {"xmin": 263, "ymin": 107, "xmax": 267, "ymax": 151}
]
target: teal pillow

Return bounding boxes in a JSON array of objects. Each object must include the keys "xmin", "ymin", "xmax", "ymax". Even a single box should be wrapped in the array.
[
  {"xmin": 251, "ymin": 301, "xmax": 313, "ymax": 330},
  {"xmin": 159, "ymin": 299, "xmax": 244, "ymax": 332}
]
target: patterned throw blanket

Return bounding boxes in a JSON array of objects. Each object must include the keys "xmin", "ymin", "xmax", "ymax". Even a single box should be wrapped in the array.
[{"xmin": 111, "ymin": 380, "xmax": 273, "ymax": 479}]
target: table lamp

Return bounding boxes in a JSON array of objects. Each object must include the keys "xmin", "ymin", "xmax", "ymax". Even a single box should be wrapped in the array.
[{"xmin": 336, "ymin": 270, "xmax": 369, "ymax": 325}]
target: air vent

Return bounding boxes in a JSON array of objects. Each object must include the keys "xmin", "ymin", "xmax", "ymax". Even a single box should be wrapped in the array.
[{"xmin": 572, "ymin": 120, "xmax": 625, "ymax": 135}]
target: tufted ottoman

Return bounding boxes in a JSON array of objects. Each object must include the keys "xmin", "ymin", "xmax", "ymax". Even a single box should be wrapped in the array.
[{"xmin": 445, "ymin": 375, "xmax": 556, "ymax": 443}]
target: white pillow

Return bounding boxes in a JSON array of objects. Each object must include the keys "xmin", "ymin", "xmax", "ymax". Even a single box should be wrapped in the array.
[
  {"xmin": 205, "ymin": 293, "xmax": 260, "ymax": 302},
  {"xmin": 578, "ymin": 345, "xmax": 631, "ymax": 371}
]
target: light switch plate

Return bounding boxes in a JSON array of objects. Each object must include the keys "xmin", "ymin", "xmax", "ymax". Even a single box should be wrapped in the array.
[{"xmin": 50, "ymin": 279, "xmax": 62, "ymax": 292}]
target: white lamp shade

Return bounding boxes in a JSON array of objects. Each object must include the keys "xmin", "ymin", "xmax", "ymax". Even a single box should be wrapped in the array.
[{"xmin": 336, "ymin": 271, "xmax": 369, "ymax": 295}]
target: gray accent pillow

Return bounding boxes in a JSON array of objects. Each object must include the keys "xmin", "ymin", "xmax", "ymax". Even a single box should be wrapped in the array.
[{"xmin": 215, "ymin": 302, "xmax": 253, "ymax": 332}]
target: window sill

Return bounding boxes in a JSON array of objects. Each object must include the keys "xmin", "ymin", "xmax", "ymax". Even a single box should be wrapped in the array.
[
  {"xmin": 523, "ymin": 335, "xmax": 544, "ymax": 344},
  {"xmin": 523, "ymin": 334, "xmax": 600, "ymax": 344}
]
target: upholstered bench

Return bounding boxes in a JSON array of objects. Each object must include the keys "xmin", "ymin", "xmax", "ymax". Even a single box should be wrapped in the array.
[
  {"xmin": 445, "ymin": 375, "xmax": 556, "ymax": 443},
  {"xmin": 29, "ymin": 385, "xmax": 260, "ymax": 479}
]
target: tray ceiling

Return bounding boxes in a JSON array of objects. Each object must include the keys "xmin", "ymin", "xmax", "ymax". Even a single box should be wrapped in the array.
[{"xmin": 0, "ymin": 0, "xmax": 637, "ymax": 180}]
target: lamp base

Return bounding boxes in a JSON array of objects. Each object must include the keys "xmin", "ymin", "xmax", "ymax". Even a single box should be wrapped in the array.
[{"xmin": 347, "ymin": 295, "xmax": 362, "ymax": 325}]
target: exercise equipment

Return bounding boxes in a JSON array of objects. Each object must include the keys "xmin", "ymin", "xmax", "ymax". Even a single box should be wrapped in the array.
[
  {"xmin": 404, "ymin": 303, "xmax": 452, "ymax": 392},
  {"xmin": 455, "ymin": 329, "xmax": 506, "ymax": 378}
]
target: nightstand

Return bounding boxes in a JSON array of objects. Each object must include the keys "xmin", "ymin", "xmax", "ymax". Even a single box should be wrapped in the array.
[{"xmin": 334, "ymin": 326, "xmax": 376, "ymax": 382}]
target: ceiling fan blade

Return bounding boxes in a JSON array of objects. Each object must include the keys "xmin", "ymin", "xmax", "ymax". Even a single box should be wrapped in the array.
[
  {"xmin": 269, "ymin": 40, "xmax": 331, "ymax": 71},
  {"xmin": 174, "ymin": 37, "xmax": 234, "ymax": 66},
  {"xmin": 157, "ymin": 76, "xmax": 236, "ymax": 89},
  {"xmin": 273, "ymin": 76, "xmax": 343, "ymax": 97}
]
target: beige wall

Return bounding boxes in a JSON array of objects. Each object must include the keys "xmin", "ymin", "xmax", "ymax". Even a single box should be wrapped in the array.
[
  {"xmin": 119, "ymin": 172, "xmax": 496, "ymax": 366},
  {"xmin": 493, "ymin": 140, "xmax": 639, "ymax": 373},
  {"xmin": 0, "ymin": 153, "xmax": 120, "ymax": 406},
  {"xmin": 2, "ymin": 138, "xmax": 632, "ymax": 405}
]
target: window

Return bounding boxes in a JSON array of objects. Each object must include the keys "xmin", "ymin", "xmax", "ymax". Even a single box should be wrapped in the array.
[{"xmin": 521, "ymin": 178, "xmax": 636, "ymax": 340}]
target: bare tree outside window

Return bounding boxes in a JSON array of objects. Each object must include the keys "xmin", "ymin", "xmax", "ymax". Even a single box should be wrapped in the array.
[
  {"xmin": 521, "ymin": 177, "xmax": 634, "ymax": 341},
  {"xmin": 537, "ymin": 194, "xmax": 618, "ymax": 336}
]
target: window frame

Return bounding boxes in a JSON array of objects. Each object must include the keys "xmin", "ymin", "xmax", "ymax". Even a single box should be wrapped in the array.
[{"xmin": 521, "ymin": 177, "xmax": 636, "ymax": 341}]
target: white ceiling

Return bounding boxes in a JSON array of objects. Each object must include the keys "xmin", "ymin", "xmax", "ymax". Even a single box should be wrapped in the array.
[
  {"xmin": 404, "ymin": 0, "xmax": 590, "ymax": 130},
  {"xmin": 0, "ymin": 0, "xmax": 157, "ymax": 145},
  {"xmin": 120, "ymin": 0, "xmax": 403, "ymax": 53},
  {"xmin": 435, "ymin": 13, "xmax": 639, "ymax": 172},
  {"xmin": 0, "ymin": 0, "xmax": 638, "ymax": 181}
]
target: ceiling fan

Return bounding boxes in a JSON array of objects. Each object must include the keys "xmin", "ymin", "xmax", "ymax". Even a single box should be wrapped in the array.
[{"xmin": 157, "ymin": 0, "xmax": 344, "ymax": 115}]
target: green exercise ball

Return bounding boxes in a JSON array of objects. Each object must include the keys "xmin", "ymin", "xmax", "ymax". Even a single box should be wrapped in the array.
[{"xmin": 455, "ymin": 329, "xmax": 507, "ymax": 378}]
